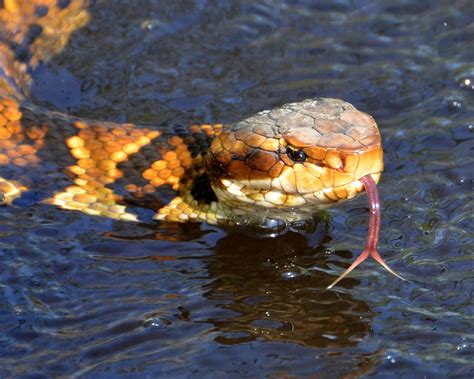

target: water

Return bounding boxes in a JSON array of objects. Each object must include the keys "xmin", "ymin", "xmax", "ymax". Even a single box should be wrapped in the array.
[{"xmin": 2, "ymin": 0, "xmax": 473, "ymax": 377}]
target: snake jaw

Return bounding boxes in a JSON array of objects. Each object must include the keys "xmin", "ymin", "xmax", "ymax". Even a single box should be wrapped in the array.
[
  {"xmin": 326, "ymin": 174, "xmax": 406, "ymax": 289},
  {"xmin": 205, "ymin": 98, "xmax": 384, "ymax": 223}
]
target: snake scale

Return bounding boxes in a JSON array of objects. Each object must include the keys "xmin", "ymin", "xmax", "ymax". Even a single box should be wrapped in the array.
[{"xmin": 0, "ymin": 0, "xmax": 404, "ymax": 287}]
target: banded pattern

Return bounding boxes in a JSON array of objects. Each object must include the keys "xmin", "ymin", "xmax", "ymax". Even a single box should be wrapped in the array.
[{"xmin": 0, "ymin": 0, "xmax": 384, "ymax": 227}]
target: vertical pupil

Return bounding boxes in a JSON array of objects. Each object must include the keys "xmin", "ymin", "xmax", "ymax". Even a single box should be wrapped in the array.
[{"xmin": 287, "ymin": 147, "xmax": 307, "ymax": 162}]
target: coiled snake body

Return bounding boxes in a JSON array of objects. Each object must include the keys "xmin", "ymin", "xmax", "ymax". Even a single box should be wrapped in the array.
[{"xmin": 0, "ymin": 0, "xmax": 403, "ymax": 287}]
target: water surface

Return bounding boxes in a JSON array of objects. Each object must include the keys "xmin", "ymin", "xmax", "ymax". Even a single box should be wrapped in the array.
[{"xmin": 2, "ymin": 0, "xmax": 473, "ymax": 377}]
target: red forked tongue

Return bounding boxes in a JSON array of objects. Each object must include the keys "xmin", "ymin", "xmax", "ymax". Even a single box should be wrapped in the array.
[{"xmin": 326, "ymin": 175, "xmax": 406, "ymax": 289}]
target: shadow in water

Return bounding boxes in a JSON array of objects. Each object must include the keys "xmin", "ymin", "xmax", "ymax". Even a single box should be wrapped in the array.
[
  {"xmin": 203, "ymin": 226, "xmax": 372, "ymax": 348},
  {"xmin": 101, "ymin": 217, "xmax": 371, "ymax": 349}
]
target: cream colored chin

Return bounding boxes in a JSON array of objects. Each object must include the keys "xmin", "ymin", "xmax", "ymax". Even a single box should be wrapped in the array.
[{"xmin": 216, "ymin": 176, "xmax": 369, "ymax": 210}]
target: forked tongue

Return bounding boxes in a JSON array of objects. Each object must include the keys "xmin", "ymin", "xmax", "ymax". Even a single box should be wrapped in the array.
[{"xmin": 327, "ymin": 175, "xmax": 406, "ymax": 289}]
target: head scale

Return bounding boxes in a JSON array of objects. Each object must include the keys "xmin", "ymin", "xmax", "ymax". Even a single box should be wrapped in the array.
[{"xmin": 205, "ymin": 98, "xmax": 383, "ymax": 222}]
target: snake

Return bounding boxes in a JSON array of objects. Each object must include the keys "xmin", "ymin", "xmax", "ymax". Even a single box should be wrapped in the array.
[{"xmin": 0, "ymin": 0, "xmax": 404, "ymax": 287}]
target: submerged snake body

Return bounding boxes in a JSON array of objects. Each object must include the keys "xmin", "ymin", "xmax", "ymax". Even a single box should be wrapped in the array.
[{"xmin": 0, "ymin": 0, "xmax": 383, "ymax": 226}]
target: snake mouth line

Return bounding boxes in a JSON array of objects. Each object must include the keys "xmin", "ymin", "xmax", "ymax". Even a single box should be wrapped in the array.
[{"xmin": 216, "ymin": 172, "xmax": 381, "ymax": 211}]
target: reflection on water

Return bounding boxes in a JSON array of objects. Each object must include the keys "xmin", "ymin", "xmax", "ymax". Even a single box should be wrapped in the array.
[
  {"xmin": 207, "ymin": 230, "xmax": 371, "ymax": 348},
  {"xmin": 1, "ymin": 0, "xmax": 473, "ymax": 377}
]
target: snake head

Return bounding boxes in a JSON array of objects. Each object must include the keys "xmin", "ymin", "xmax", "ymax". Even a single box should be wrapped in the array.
[{"xmin": 205, "ymin": 98, "xmax": 384, "ymax": 222}]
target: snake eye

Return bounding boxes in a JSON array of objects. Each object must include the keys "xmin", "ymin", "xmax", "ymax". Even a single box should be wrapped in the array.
[{"xmin": 286, "ymin": 146, "xmax": 307, "ymax": 163}]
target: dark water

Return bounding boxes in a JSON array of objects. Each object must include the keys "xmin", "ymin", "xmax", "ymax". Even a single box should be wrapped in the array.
[{"xmin": 2, "ymin": 0, "xmax": 473, "ymax": 377}]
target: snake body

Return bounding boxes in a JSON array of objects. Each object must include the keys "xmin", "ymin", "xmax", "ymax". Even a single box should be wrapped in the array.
[{"xmin": 0, "ymin": 0, "xmax": 383, "ymax": 227}]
